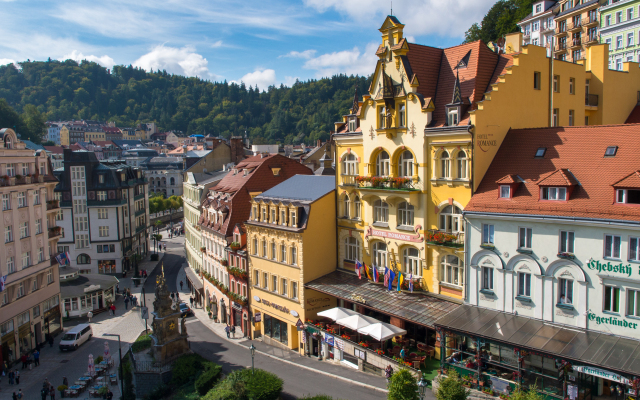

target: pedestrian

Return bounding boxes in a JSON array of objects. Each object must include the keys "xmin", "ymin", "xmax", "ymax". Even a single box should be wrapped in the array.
[
  {"xmin": 231, "ymin": 325, "xmax": 236, "ymax": 339},
  {"xmin": 180, "ymin": 281, "xmax": 183, "ymax": 290},
  {"xmin": 41, "ymin": 387, "xmax": 48, "ymax": 400},
  {"xmin": 34, "ymin": 349, "xmax": 40, "ymax": 366},
  {"xmin": 400, "ymin": 346, "xmax": 406, "ymax": 360},
  {"xmin": 164, "ymin": 243, "xmax": 167, "ymax": 251},
  {"xmin": 15, "ymin": 370, "xmax": 19, "ymax": 385},
  {"xmin": 225, "ymin": 325, "xmax": 230, "ymax": 339},
  {"xmin": 17, "ymin": 389, "xmax": 23, "ymax": 399},
  {"xmin": 189, "ymin": 296, "xmax": 194, "ymax": 307},
  {"xmin": 170, "ymin": 292, "xmax": 175, "ymax": 300},
  {"xmin": 49, "ymin": 386, "xmax": 55, "ymax": 400},
  {"xmin": 62, "ymin": 377, "xmax": 68, "ymax": 387},
  {"xmin": 20, "ymin": 354, "xmax": 26, "ymax": 369},
  {"xmin": 133, "ymin": 296, "xmax": 138, "ymax": 307},
  {"xmin": 8, "ymin": 369, "xmax": 14, "ymax": 385},
  {"xmin": 87, "ymin": 311, "xmax": 93, "ymax": 322},
  {"xmin": 385, "ymin": 365, "xmax": 393, "ymax": 382},
  {"xmin": 124, "ymin": 297, "xmax": 129, "ymax": 310},
  {"xmin": 106, "ymin": 389, "xmax": 113, "ymax": 400},
  {"xmin": 116, "ymin": 284, "xmax": 119, "ymax": 294},
  {"xmin": 12, "ymin": 392, "xmax": 17, "ymax": 400},
  {"xmin": 28, "ymin": 353, "xmax": 33, "ymax": 370}
]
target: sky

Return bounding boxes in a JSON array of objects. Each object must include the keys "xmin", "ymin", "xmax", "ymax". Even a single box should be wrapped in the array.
[{"xmin": 0, "ymin": 0, "xmax": 497, "ymax": 89}]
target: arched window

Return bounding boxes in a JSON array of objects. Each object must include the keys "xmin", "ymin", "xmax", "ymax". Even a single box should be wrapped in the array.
[
  {"xmin": 372, "ymin": 242, "xmax": 387, "ymax": 269},
  {"xmin": 397, "ymin": 202, "xmax": 415, "ymax": 226},
  {"xmin": 440, "ymin": 255, "xmax": 463, "ymax": 286},
  {"xmin": 77, "ymin": 254, "xmax": 91, "ymax": 264},
  {"xmin": 342, "ymin": 195, "xmax": 350, "ymax": 218},
  {"xmin": 457, "ymin": 151, "xmax": 468, "ymax": 179},
  {"xmin": 345, "ymin": 237, "xmax": 359, "ymax": 262},
  {"xmin": 373, "ymin": 200, "xmax": 389, "ymax": 223},
  {"xmin": 398, "ymin": 150, "xmax": 414, "ymax": 177},
  {"xmin": 170, "ymin": 177, "xmax": 175, "ymax": 185},
  {"xmin": 440, "ymin": 151, "xmax": 450, "ymax": 178},
  {"xmin": 376, "ymin": 151, "xmax": 390, "ymax": 176},
  {"xmin": 439, "ymin": 205, "xmax": 463, "ymax": 233},
  {"xmin": 403, "ymin": 248, "xmax": 420, "ymax": 275},
  {"xmin": 353, "ymin": 196, "xmax": 361, "ymax": 219},
  {"xmin": 399, "ymin": 104, "xmax": 406, "ymax": 127},
  {"xmin": 342, "ymin": 153, "xmax": 358, "ymax": 176},
  {"xmin": 379, "ymin": 106, "xmax": 386, "ymax": 129}
]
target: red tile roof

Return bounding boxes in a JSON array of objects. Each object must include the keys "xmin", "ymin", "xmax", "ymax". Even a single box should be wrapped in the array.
[
  {"xmin": 496, "ymin": 174, "xmax": 518, "ymax": 184},
  {"xmin": 405, "ymin": 43, "xmax": 442, "ymax": 103},
  {"xmin": 44, "ymin": 146, "xmax": 64, "ymax": 154},
  {"xmin": 625, "ymin": 105, "xmax": 640, "ymax": 124},
  {"xmin": 92, "ymin": 141, "xmax": 115, "ymax": 147},
  {"xmin": 102, "ymin": 126, "xmax": 121, "ymax": 133},
  {"xmin": 466, "ymin": 124, "xmax": 640, "ymax": 223}
]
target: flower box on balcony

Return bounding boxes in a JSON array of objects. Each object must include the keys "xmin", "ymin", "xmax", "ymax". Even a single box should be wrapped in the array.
[
  {"xmin": 221, "ymin": 259, "xmax": 228, "ymax": 266},
  {"xmin": 557, "ymin": 252, "xmax": 575, "ymax": 260},
  {"xmin": 230, "ymin": 242, "xmax": 241, "ymax": 251},
  {"xmin": 480, "ymin": 243, "xmax": 496, "ymax": 250}
]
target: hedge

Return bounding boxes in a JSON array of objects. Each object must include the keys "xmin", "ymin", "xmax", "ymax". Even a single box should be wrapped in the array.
[
  {"xmin": 131, "ymin": 334, "xmax": 152, "ymax": 353},
  {"xmin": 195, "ymin": 363, "xmax": 223, "ymax": 395},
  {"xmin": 171, "ymin": 353, "xmax": 208, "ymax": 386},
  {"xmin": 204, "ymin": 369, "xmax": 282, "ymax": 400}
]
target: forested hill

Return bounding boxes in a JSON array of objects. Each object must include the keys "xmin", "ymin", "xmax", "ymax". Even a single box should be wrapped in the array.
[
  {"xmin": 0, "ymin": 59, "xmax": 370, "ymax": 144},
  {"xmin": 464, "ymin": 0, "xmax": 535, "ymax": 44}
]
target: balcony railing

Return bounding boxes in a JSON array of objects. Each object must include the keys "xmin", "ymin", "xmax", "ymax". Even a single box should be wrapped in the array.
[
  {"xmin": 46, "ymin": 200, "xmax": 60, "ymax": 211},
  {"xmin": 567, "ymin": 20, "xmax": 582, "ymax": 31},
  {"xmin": 570, "ymin": 38, "xmax": 582, "ymax": 48},
  {"xmin": 586, "ymin": 94, "xmax": 599, "ymax": 107},
  {"xmin": 583, "ymin": 16, "xmax": 598, "ymax": 26},
  {"xmin": 48, "ymin": 227, "xmax": 62, "ymax": 239},
  {"xmin": 555, "ymin": 26, "xmax": 567, "ymax": 35},
  {"xmin": 426, "ymin": 230, "xmax": 465, "ymax": 248},
  {"xmin": 586, "ymin": 34, "xmax": 599, "ymax": 43},
  {"xmin": 555, "ymin": 42, "xmax": 568, "ymax": 51},
  {"xmin": 356, "ymin": 176, "xmax": 418, "ymax": 191},
  {"xmin": 340, "ymin": 175, "xmax": 358, "ymax": 186}
]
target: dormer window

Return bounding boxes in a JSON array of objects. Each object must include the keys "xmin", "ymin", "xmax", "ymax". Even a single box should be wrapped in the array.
[
  {"xmin": 541, "ymin": 187, "xmax": 567, "ymax": 201},
  {"xmin": 447, "ymin": 109, "xmax": 459, "ymax": 126},
  {"xmin": 348, "ymin": 117, "xmax": 357, "ymax": 132},
  {"xmin": 616, "ymin": 189, "xmax": 640, "ymax": 204},
  {"xmin": 271, "ymin": 209, "xmax": 276, "ymax": 224},
  {"xmin": 535, "ymin": 147, "xmax": 546, "ymax": 158},
  {"xmin": 535, "ymin": 3, "xmax": 542, "ymax": 13},
  {"xmin": 261, "ymin": 207, "xmax": 267, "ymax": 222},
  {"xmin": 500, "ymin": 186, "xmax": 511, "ymax": 198},
  {"xmin": 379, "ymin": 107, "xmax": 386, "ymax": 129},
  {"xmin": 605, "ymin": 146, "xmax": 618, "ymax": 157},
  {"xmin": 291, "ymin": 211, "xmax": 297, "ymax": 227},
  {"xmin": 280, "ymin": 210, "xmax": 287, "ymax": 226}
]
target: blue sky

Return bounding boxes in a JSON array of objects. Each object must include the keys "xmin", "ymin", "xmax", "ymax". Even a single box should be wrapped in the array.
[{"xmin": 0, "ymin": 0, "xmax": 496, "ymax": 88}]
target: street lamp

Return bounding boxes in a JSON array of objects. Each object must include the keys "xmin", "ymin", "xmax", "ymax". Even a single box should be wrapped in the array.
[
  {"xmin": 417, "ymin": 377, "xmax": 428, "ymax": 400},
  {"xmin": 249, "ymin": 344, "xmax": 256, "ymax": 375},
  {"xmin": 103, "ymin": 333, "xmax": 124, "ymax": 398}
]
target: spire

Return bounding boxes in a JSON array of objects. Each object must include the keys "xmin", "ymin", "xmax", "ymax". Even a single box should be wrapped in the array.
[
  {"xmin": 452, "ymin": 69, "xmax": 462, "ymax": 104},
  {"xmin": 351, "ymin": 86, "xmax": 359, "ymax": 114},
  {"xmin": 315, "ymin": 142, "xmax": 335, "ymax": 176}
]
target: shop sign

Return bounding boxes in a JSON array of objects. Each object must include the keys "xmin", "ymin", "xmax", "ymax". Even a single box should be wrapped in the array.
[
  {"xmin": 587, "ymin": 260, "xmax": 635, "ymax": 278},
  {"xmin": 306, "ymin": 297, "xmax": 330, "ymax": 307},
  {"xmin": 573, "ymin": 366, "xmax": 631, "ymax": 385},
  {"xmin": 490, "ymin": 377, "xmax": 510, "ymax": 394},
  {"xmin": 587, "ymin": 312, "xmax": 638, "ymax": 330},
  {"xmin": 254, "ymin": 312, "xmax": 261, "ymax": 322},
  {"xmin": 365, "ymin": 225, "xmax": 423, "ymax": 243},
  {"xmin": 296, "ymin": 319, "xmax": 304, "ymax": 331},
  {"xmin": 325, "ymin": 334, "xmax": 334, "ymax": 347},
  {"xmin": 261, "ymin": 299, "xmax": 290, "ymax": 314}
]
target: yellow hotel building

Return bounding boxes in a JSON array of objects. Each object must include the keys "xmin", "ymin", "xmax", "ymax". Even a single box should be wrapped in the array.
[
  {"xmin": 320, "ymin": 15, "xmax": 640, "ymax": 349},
  {"xmin": 247, "ymin": 175, "xmax": 336, "ymax": 354}
]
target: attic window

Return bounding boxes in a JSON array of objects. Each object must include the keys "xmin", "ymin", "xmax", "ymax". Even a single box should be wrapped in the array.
[
  {"xmin": 447, "ymin": 109, "xmax": 459, "ymax": 126},
  {"xmin": 499, "ymin": 186, "xmax": 511, "ymax": 198},
  {"xmin": 271, "ymin": 167, "xmax": 281, "ymax": 176},
  {"xmin": 616, "ymin": 189, "xmax": 640, "ymax": 204},
  {"xmin": 348, "ymin": 118, "xmax": 357, "ymax": 132},
  {"xmin": 243, "ymin": 169, "xmax": 248, "ymax": 176},
  {"xmin": 605, "ymin": 146, "xmax": 618, "ymax": 157},
  {"xmin": 541, "ymin": 187, "xmax": 567, "ymax": 201},
  {"xmin": 535, "ymin": 147, "xmax": 546, "ymax": 158}
]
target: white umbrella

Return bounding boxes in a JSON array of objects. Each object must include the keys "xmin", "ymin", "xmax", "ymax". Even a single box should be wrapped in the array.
[
  {"xmin": 317, "ymin": 307, "xmax": 360, "ymax": 321},
  {"xmin": 335, "ymin": 314, "xmax": 379, "ymax": 330},
  {"xmin": 357, "ymin": 322, "xmax": 407, "ymax": 342}
]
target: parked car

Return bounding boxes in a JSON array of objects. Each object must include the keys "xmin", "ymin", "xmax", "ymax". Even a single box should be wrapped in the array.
[
  {"xmin": 59, "ymin": 324, "xmax": 93, "ymax": 351},
  {"xmin": 179, "ymin": 302, "xmax": 192, "ymax": 317}
]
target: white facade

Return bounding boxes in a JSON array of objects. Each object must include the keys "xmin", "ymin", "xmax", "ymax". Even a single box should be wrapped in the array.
[
  {"xmin": 466, "ymin": 213, "xmax": 640, "ymax": 341},
  {"xmin": 517, "ymin": 0, "xmax": 557, "ymax": 56}
]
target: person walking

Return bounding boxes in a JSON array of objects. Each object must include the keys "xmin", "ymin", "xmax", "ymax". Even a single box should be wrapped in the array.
[
  {"xmin": 15, "ymin": 370, "xmax": 19, "ymax": 385},
  {"xmin": 231, "ymin": 325, "xmax": 236, "ymax": 339},
  {"xmin": 124, "ymin": 297, "xmax": 129, "ymax": 310},
  {"xmin": 17, "ymin": 389, "xmax": 23, "ymax": 398},
  {"xmin": 224, "ymin": 325, "xmax": 230, "ymax": 339},
  {"xmin": 116, "ymin": 284, "xmax": 119, "ymax": 295},
  {"xmin": 180, "ymin": 281, "xmax": 183, "ymax": 290},
  {"xmin": 87, "ymin": 311, "xmax": 93, "ymax": 323},
  {"xmin": 49, "ymin": 386, "xmax": 55, "ymax": 400},
  {"xmin": 163, "ymin": 243, "xmax": 167, "ymax": 252},
  {"xmin": 62, "ymin": 377, "xmax": 68, "ymax": 387},
  {"xmin": 12, "ymin": 392, "xmax": 17, "ymax": 400},
  {"xmin": 189, "ymin": 296, "xmax": 194, "ymax": 307},
  {"xmin": 33, "ymin": 349, "xmax": 40, "ymax": 366},
  {"xmin": 400, "ymin": 347, "xmax": 406, "ymax": 360},
  {"xmin": 170, "ymin": 292, "xmax": 175, "ymax": 301},
  {"xmin": 106, "ymin": 389, "xmax": 113, "ymax": 400},
  {"xmin": 8, "ymin": 369, "xmax": 14, "ymax": 385},
  {"xmin": 385, "ymin": 365, "xmax": 393, "ymax": 382},
  {"xmin": 48, "ymin": 334, "xmax": 54, "ymax": 348},
  {"xmin": 20, "ymin": 354, "xmax": 27, "ymax": 370}
]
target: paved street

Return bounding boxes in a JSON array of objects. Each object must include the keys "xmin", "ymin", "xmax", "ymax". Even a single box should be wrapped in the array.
[{"xmin": 0, "ymin": 233, "xmax": 389, "ymax": 399}]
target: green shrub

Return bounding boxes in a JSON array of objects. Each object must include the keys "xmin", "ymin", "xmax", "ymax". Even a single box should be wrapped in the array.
[
  {"xmin": 143, "ymin": 383, "xmax": 172, "ymax": 400},
  {"xmin": 203, "ymin": 373, "xmax": 242, "ymax": 400},
  {"xmin": 95, "ymin": 355, "xmax": 103, "ymax": 364},
  {"xmin": 171, "ymin": 353, "xmax": 207, "ymax": 386},
  {"xmin": 131, "ymin": 334, "xmax": 152, "ymax": 352},
  {"xmin": 388, "ymin": 368, "xmax": 419, "ymax": 400},
  {"xmin": 243, "ymin": 369, "xmax": 283, "ymax": 400},
  {"xmin": 435, "ymin": 370, "xmax": 468, "ymax": 400},
  {"xmin": 195, "ymin": 363, "xmax": 222, "ymax": 395},
  {"xmin": 150, "ymin": 254, "xmax": 159, "ymax": 261},
  {"xmin": 301, "ymin": 396, "xmax": 338, "ymax": 400}
]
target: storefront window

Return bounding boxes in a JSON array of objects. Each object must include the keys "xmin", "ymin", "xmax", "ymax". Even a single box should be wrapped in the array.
[
  {"xmin": 263, "ymin": 314, "xmax": 288, "ymax": 345},
  {"xmin": 98, "ymin": 260, "xmax": 116, "ymax": 274}
]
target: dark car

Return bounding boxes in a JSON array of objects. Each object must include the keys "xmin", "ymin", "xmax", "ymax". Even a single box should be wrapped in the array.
[{"xmin": 179, "ymin": 302, "xmax": 192, "ymax": 317}]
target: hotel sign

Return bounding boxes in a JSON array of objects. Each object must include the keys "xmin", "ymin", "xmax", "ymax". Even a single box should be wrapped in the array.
[
  {"xmin": 365, "ymin": 225, "xmax": 423, "ymax": 243},
  {"xmin": 573, "ymin": 366, "xmax": 630, "ymax": 385}
]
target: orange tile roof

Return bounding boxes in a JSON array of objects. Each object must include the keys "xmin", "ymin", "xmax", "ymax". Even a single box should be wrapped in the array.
[
  {"xmin": 466, "ymin": 124, "xmax": 640, "ymax": 223},
  {"xmin": 496, "ymin": 174, "xmax": 519, "ymax": 184}
]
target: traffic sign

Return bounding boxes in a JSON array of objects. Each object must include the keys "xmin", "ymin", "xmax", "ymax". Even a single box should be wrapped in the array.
[{"xmin": 141, "ymin": 307, "xmax": 149, "ymax": 320}]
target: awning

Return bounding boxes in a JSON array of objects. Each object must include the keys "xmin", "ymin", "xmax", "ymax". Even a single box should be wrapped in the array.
[
  {"xmin": 358, "ymin": 322, "xmax": 407, "ymax": 341},
  {"xmin": 435, "ymin": 305, "xmax": 640, "ymax": 377},
  {"xmin": 305, "ymin": 270, "xmax": 461, "ymax": 328},
  {"xmin": 335, "ymin": 314, "xmax": 379, "ymax": 330},
  {"xmin": 184, "ymin": 267, "xmax": 204, "ymax": 291},
  {"xmin": 317, "ymin": 307, "xmax": 360, "ymax": 321}
]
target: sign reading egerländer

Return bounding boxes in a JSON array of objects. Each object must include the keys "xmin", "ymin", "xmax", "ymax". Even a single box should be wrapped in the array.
[{"xmin": 573, "ymin": 366, "xmax": 630, "ymax": 385}]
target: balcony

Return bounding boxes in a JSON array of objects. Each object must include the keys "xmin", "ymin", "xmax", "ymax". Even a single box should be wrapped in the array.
[
  {"xmin": 554, "ymin": 26, "xmax": 567, "ymax": 36},
  {"xmin": 356, "ymin": 176, "xmax": 419, "ymax": 192},
  {"xmin": 554, "ymin": 42, "xmax": 568, "ymax": 53},
  {"xmin": 46, "ymin": 200, "xmax": 60, "ymax": 211},
  {"xmin": 523, "ymin": 31, "xmax": 531, "ymax": 39},
  {"xmin": 136, "ymin": 224, "xmax": 147, "ymax": 234},
  {"xmin": 134, "ymin": 193, "xmax": 145, "ymax": 201},
  {"xmin": 583, "ymin": 16, "xmax": 598, "ymax": 27},
  {"xmin": 425, "ymin": 230, "xmax": 464, "ymax": 249},
  {"xmin": 569, "ymin": 38, "xmax": 582, "ymax": 49},
  {"xmin": 339, "ymin": 175, "xmax": 357, "ymax": 186},
  {"xmin": 585, "ymin": 94, "xmax": 599, "ymax": 107},
  {"xmin": 48, "ymin": 227, "xmax": 62, "ymax": 239},
  {"xmin": 135, "ymin": 208, "xmax": 146, "ymax": 217},
  {"xmin": 585, "ymin": 34, "xmax": 599, "ymax": 45},
  {"xmin": 567, "ymin": 20, "xmax": 582, "ymax": 32}
]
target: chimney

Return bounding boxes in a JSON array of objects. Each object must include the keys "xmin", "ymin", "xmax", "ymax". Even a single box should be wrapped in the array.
[
  {"xmin": 317, "ymin": 139, "xmax": 321, "ymax": 148},
  {"xmin": 230, "ymin": 137, "xmax": 244, "ymax": 164}
]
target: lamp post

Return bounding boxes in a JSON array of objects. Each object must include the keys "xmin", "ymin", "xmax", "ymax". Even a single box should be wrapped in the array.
[
  {"xmin": 102, "ymin": 333, "xmax": 124, "ymax": 398},
  {"xmin": 249, "ymin": 344, "xmax": 256, "ymax": 375},
  {"xmin": 417, "ymin": 377, "xmax": 428, "ymax": 400}
]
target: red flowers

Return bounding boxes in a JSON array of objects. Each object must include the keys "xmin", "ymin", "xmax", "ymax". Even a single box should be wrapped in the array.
[{"xmin": 426, "ymin": 232, "xmax": 457, "ymax": 243}]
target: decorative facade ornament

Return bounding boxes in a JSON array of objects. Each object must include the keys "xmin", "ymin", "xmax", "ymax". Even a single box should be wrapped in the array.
[
  {"xmin": 410, "ymin": 122, "xmax": 416, "ymax": 138},
  {"xmin": 503, "ymin": 252, "xmax": 510, "ymax": 258},
  {"xmin": 369, "ymin": 126, "xmax": 375, "ymax": 139}
]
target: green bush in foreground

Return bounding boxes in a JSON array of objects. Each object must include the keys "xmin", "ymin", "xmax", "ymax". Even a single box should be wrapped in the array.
[
  {"xmin": 131, "ymin": 334, "xmax": 152, "ymax": 352},
  {"xmin": 195, "ymin": 363, "xmax": 223, "ymax": 395},
  {"xmin": 204, "ymin": 368, "xmax": 283, "ymax": 400},
  {"xmin": 388, "ymin": 368, "xmax": 419, "ymax": 400},
  {"xmin": 171, "ymin": 353, "xmax": 208, "ymax": 386},
  {"xmin": 435, "ymin": 370, "xmax": 468, "ymax": 400}
]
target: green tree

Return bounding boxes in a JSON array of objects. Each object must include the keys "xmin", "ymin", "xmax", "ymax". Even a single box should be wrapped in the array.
[
  {"xmin": 21, "ymin": 104, "xmax": 46, "ymax": 143},
  {"xmin": 509, "ymin": 385, "xmax": 545, "ymax": 400},
  {"xmin": 388, "ymin": 369, "xmax": 419, "ymax": 400},
  {"xmin": 463, "ymin": 0, "xmax": 535, "ymax": 44},
  {"xmin": 435, "ymin": 370, "xmax": 469, "ymax": 400}
]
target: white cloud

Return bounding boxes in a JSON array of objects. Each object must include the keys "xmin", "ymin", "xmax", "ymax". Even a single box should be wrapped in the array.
[
  {"xmin": 284, "ymin": 76, "xmax": 300, "ymax": 86},
  {"xmin": 302, "ymin": 43, "xmax": 378, "ymax": 78},
  {"xmin": 0, "ymin": 58, "xmax": 17, "ymax": 67},
  {"xmin": 281, "ymin": 49, "xmax": 316, "ymax": 59},
  {"xmin": 237, "ymin": 69, "xmax": 277, "ymax": 90},
  {"xmin": 211, "ymin": 40, "xmax": 223, "ymax": 48},
  {"xmin": 133, "ymin": 45, "xmax": 214, "ymax": 79},
  {"xmin": 63, "ymin": 50, "xmax": 115, "ymax": 69},
  {"xmin": 303, "ymin": 0, "xmax": 495, "ymax": 38}
]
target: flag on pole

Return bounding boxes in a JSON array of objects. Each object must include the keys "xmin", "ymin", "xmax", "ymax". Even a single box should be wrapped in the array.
[
  {"xmin": 56, "ymin": 252, "xmax": 70, "ymax": 266},
  {"xmin": 355, "ymin": 260, "xmax": 362, "ymax": 279},
  {"xmin": 0, "ymin": 275, "xmax": 6, "ymax": 292},
  {"xmin": 384, "ymin": 267, "xmax": 390, "ymax": 287},
  {"xmin": 373, "ymin": 265, "xmax": 379, "ymax": 283},
  {"xmin": 397, "ymin": 272, "xmax": 403, "ymax": 292},
  {"xmin": 388, "ymin": 270, "xmax": 395, "ymax": 291},
  {"xmin": 364, "ymin": 263, "xmax": 372, "ymax": 280},
  {"xmin": 408, "ymin": 273, "xmax": 414, "ymax": 292}
]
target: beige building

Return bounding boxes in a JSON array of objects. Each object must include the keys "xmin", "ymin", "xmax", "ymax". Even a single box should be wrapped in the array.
[{"xmin": 0, "ymin": 128, "xmax": 62, "ymax": 364}]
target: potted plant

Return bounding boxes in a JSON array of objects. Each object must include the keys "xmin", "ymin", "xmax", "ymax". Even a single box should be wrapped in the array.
[
  {"xmin": 206, "ymin": 306, "xmax": 212, "ymax": 318},
  {"xmin": 98, "ymin": 385, "xmax": 109, "ymax": 397},
  {"xmin": 200, "ymin": 247, "xmax": 206, "ymax": 253},
  {"xmin": 58, "ymin": 385, "xmax": 67, "ymax": 397},
  {"xmin": 221, "ymin": 259, "xmax": 228, "ymax": 266},
  {"xmin": 230, "ymin": 241, "xmax": 241, "ymax": 251}
]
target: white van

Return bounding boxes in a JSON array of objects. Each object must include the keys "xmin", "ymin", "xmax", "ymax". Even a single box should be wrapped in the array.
[{"xmin": 59, "ymin": 324, "xmax": 93, "ymax": 351}]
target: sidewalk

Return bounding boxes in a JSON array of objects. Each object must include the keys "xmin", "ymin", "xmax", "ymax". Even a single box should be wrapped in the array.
[{"xmin": 175, "ymin": 264, "xmax": 390, "ymax": 394}]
